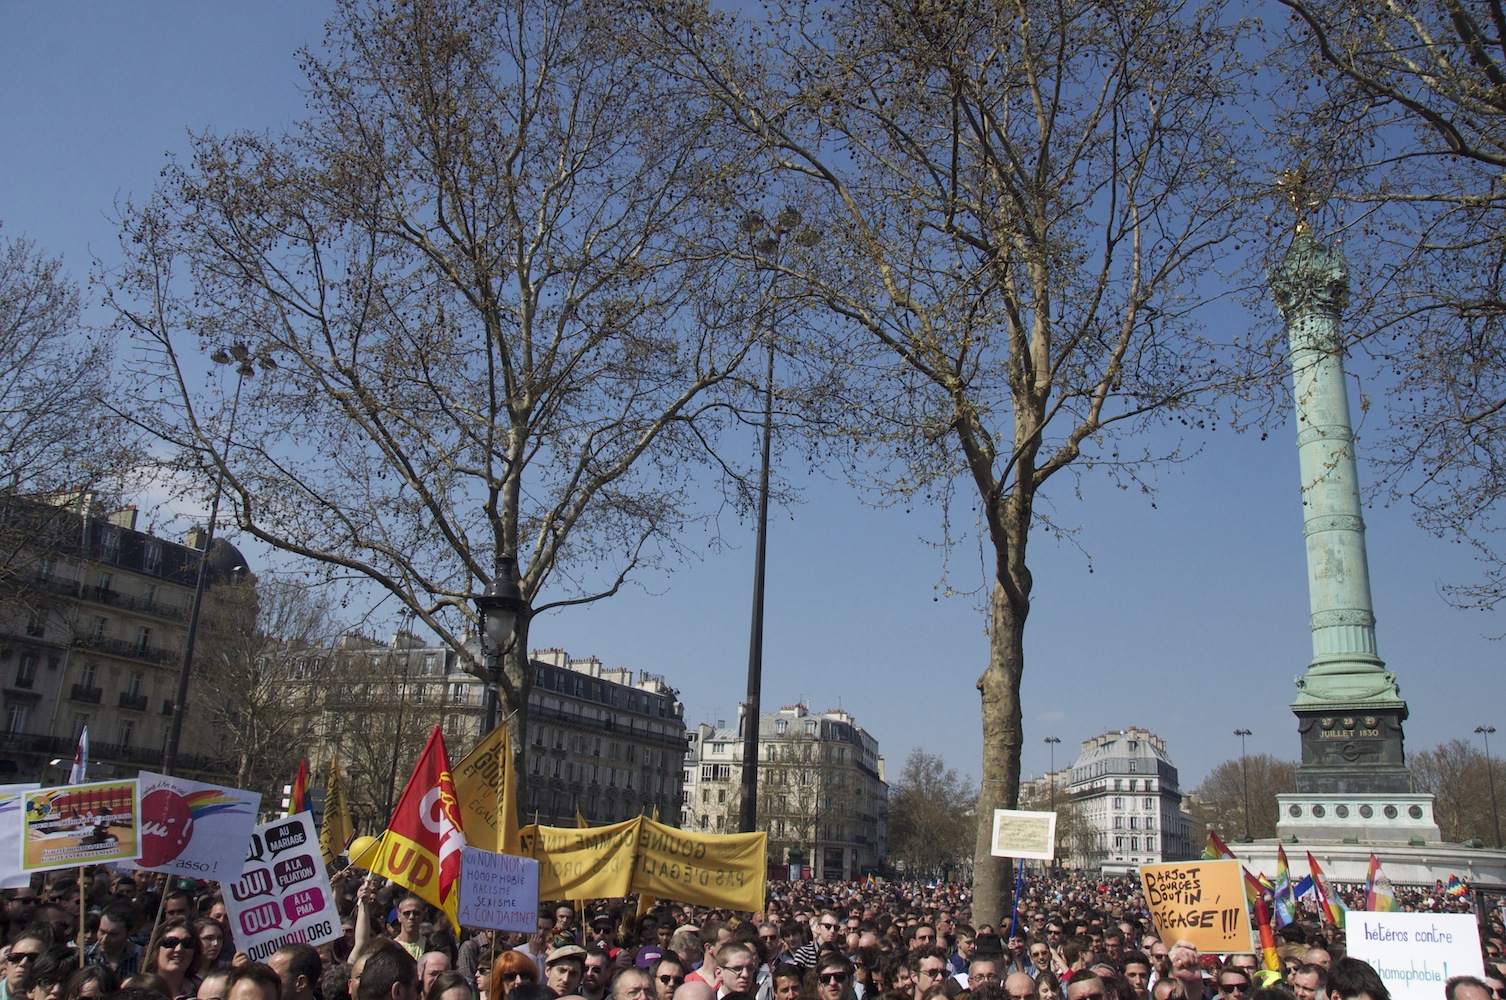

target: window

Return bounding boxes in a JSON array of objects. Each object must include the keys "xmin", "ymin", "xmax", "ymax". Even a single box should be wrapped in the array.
[
  {"xmin": 1114, "ymin": 779, "xmax": 1123, "ymax": 791},
  {"xmin": 143, "ymin": 583, "xmax": 156, "ymax": 605},
  {"xmin": 35, "ymin": 557, "xmax": 55, "ymax": 582},
  {"xmin": 135, "ymin": 627, "xmax": 151, "ymax": 654},
  {"xmin": 97, "ymin": 571, "xmax": 114, "ymax": 592},
  {"xmin": 143, "ymin": 540, "xmax": 162, "ymax": 572},
  {"xmin": 15, "ymin": 654, "xmax": 38, "ymax": 689},
  {"xmin": 25, "ymin": 610, "xmax": 44, "ymax": 636},
  {"xmin": 93, "ymin": 616, "xmax": 108, "ymax": 640},
  {"xmin": 127, "ymin": 672, "xmax": 144, "ymax": 697},
  {"xmin": 776, "ymin": 719, "xmax": 788, "ymax": 734},
  {"xmin": 100, "ymin": 528, "xmax": 119, "ymax": 562},
  {"xmin": 118, "ymin": 719, "xmax": 136, "ymax": 747},
  {"xmin": 1144, "ymin": 797, "xmax": 1154, "ymax": 809},
  {"xmin": 5, "ymin": 703, "xmax": 29, "ymax": 734},
  {"xmin": 1112, "ymin": 796, "xmax": 1124, "ymax": 809},
  {"xmin": 78, "ymin": 662, "xmax": 97, "ymax": 688}
]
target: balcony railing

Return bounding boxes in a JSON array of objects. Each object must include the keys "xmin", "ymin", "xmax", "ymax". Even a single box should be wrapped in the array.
[
  {"xmin": 0, "ymin": 731, "xmax": 234, "ymax": 775},
  {"xmin": 80, "ymin": 586, "xmax": 188, "ymax": 622},
  {"xmin": 118, "ymin": 692, "xmax": 148, "ymax": 712},
  {"xmin": 70, "ymin": 684, "xmax": 102, "ymax": 703},
  {"xmin": 161, "ymin": 699, "xmax": 175, "ymax": 716},
  {"xmin": 71, "ymin": 633, "xmax": 176, "ymax": 666}
]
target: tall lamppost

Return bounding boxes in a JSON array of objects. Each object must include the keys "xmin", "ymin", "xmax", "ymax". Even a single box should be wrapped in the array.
[
  {"xmin": 162, "ymin": 343, "xmax": 273, "ymax": 776},
  {"xmin": 1044, "ymin": 736, "xmax": 1061, "ymax": 812},
  {"xmin": 737, "ymin": 206, "xmax": 816, "ymax": 835},
  {"xmin": 1476, "ymin": 725, "xmax": 1502, "ymax": 849},
  {"xmin": 476, "ymin": 554, "xmax": 528, "ymax": 734},
  {"xmin": 1234, "ymin": 728, "xmax": 1253, "ymax": 842}
]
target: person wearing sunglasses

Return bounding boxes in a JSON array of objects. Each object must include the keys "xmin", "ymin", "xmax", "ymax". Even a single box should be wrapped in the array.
[
  {"xmin": 811, "ymin": 954, "xmax": 855, "ymax": 1000},
  {"xmin": 490, "ymin": 950, "xmax": 539, "ymax": 1000},
  {"xmin": 790, "ymin": 915, "xmax": 840, "ymax": 971},
  {"xmin": 5, "ymin": 932, "xmax": 54, "ymax": 1000},
  {"xmin": 647, "ymin": 956, "xmax": 685, "ymax": 1000},
  {"xmin": 1214, "ymin": 969, "xmax": 1251, "ymax": 1000},
  {"xmin": 908, "ymin": 949, "xmax": 951, "ymax": 1000},
  {"xmin": 143, "ymin": 919, "xmax": 203, "ymax": 1000}
]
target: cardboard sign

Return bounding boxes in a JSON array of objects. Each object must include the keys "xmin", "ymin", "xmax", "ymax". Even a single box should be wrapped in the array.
[
  {"xmin": 1140, "ymin": 860, "xmax": 1255, "ymax": 953},
  {"xmin": 125, "ymin": 771, "xmax": 261, "ymax": 879},
  {"xmin": 456, "ymin": 847, "xmax": 539, "ymax": 932},
  {"xmin": 0, "ymin": 784, "xmax": 40, "ymax": 887},
  {"xmin": 22, "ymin": 779, "xmax": 140, "ymax": 871},
  {"xmin": 222, "ymin": 812, "xmax": 340, "ymax": 962},
  {"xmin": 630, "ymin": 817, "xmax": 766, "ymax": 912},
  {"xmin": 1345, "ymin": 912, "xmax": 1483, "ymax": 1000},
  {"xmin": 990, "ymin": 809, "xmax": 1057, "ymax": 860}
]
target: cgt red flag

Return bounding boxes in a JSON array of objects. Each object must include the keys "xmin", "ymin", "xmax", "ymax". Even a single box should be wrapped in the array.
[{"xmin": 352, "ymin": 727, "xmax": 466, "ymax": 928}]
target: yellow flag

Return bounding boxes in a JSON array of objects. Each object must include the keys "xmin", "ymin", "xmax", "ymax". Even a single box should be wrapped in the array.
[
  {"xmin": 520, "ymin": 817, "xmax": 640, "ymax": 899},
  {"xmin": 453, "ymin": 721, "xmax": 520, "ymax": 854},
  {"xmin": 319, "ymin": 753, "xmax": 354, "ymax": 864},
  {"xmin": 630, "ymin": 817, "xmax": 766, "ymax": 912}
]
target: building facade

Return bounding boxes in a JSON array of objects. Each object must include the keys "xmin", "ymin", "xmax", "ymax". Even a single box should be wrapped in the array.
[
  {"xmin": 1064, "ymin": 726, "xmax": 1194, "ymax": 872},
  {"xmin": 297, "ymin": 640, "xmax": 689, "ymax": 831},
  {"xmin": 0, "ymin": 495, "xmax": 242, "ymax": 783},
  {"xmin": 683, "ymin": 703, "xmax": 887, "ymax": 880}
]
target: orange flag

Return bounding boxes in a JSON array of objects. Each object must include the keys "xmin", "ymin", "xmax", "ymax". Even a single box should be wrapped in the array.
[{"xmin": 352, "ymin": 727, "xmax": 466, "ymax": 928}]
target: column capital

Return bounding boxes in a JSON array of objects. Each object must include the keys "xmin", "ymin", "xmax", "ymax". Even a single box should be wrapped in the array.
[{"xmin": 1270, "ymin": 232, "xmax": 1349, "ymax": 320}]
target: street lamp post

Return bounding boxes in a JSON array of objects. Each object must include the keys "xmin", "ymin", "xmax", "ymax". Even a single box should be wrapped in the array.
[
  {"xmin": 476, "ymin": 554, "xmax": 528, "ymax": 734},
  {"xmin": 162, "ymin": 343, "xmax": 272, "ymax": 776},
  {"xmin": 1044, "ymin": 736, "xmax": 1061, "ymax": 812},
  {"xmin": 1476, "ymin": 725, "xmax": 1502, "ymax": 849},
  {"xmin": 737, "ymin": 207, "xmax": 814, "ymax": 836},
  {"xmin": 1234, "ymin": 728, "xmax": 1253, "ymax": 842}
]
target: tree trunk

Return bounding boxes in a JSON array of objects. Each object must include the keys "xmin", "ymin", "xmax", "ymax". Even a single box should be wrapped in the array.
[{"xmin": 972, "ymin": 501, "xmax": 1031, "ymax": 929}]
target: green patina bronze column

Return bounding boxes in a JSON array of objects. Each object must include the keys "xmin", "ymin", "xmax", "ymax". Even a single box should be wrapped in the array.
[{"xmin": 1270, "ymin": 226, "xmax": 1412, "ymax": 795}]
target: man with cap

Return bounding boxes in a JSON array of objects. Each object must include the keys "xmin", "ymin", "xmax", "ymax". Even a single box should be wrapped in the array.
[{"xmin": 546, "ymin": 945, "xmax": 587, "ymax": 998}]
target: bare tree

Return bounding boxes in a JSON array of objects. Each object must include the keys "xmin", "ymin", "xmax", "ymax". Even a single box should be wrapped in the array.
[
  {"xmin": 1016, "ymin": 781, "xmax": 1095, "ymax": 871},
  {"xmin": 189, "ymin": 573, "xmax": 346, "ymax": 798},
  {"xmin": 887, "ymin": 749, "xmax": 976, "ymax": 880},
  {"xmin": 1410, "ymin": 738, "xmax": 1503, "ymax": 844},
  {"xmin": 104, "ymin": 0, "xmax": 767, "ymax": 799},
  {"xmin": 644, "ymin": 0, "xmax": 1259, "ymax": 923},
  {"xmin": 1189, "ymin": 754, "xmax": 1298, "ymax": 843},
  {"xmin": 1277, "ymin": 0, "xmax": 1506, "ymax": 608}
]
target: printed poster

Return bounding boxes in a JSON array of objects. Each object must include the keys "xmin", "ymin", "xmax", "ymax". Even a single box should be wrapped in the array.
[
  {"xmin": 222, "ymin": 812, "xmax": 341, "ymax": 963},
  {"xmin": 0, "ymin": 784, "xmax": 41, "ymax": 887},
  {"xmin": 22, "ymin": 779, "xmax": 140, "ymax": 871},
  {"xmin": 990, "ymin": 809, "xmax": 1057, "ymax": 860},
  {"xmin": 124, "ymin": 771, "xmax": 261, "ymax": 880}
]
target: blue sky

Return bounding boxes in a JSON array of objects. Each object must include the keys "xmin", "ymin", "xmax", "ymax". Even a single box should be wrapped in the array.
[{"xmin": 2, "ymin": 2, "xmax": 1499, "ymax": 796}]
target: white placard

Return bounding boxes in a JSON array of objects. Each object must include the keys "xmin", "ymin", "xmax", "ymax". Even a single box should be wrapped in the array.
[
  {"xmin": 456, "ymin": 846, "xmax": 539, "ymax": 932},
  {"xmin": 0, "ymin": 784, "xmax": 40, "ymax": 888},
  {"xmin": 222, "ymin": 812, "xmax": 341, "ymax": 962},
  {"xmin": 990, "ymin": 808, "xmax": 1057, "ymax": 860},
  {"xmin": 1345, "ymin": 911, "xmax": 1483, "ymax": 1000},
  {"xmin": 124, "ymin": 771, "xmax": 261, "ymax": 880}
]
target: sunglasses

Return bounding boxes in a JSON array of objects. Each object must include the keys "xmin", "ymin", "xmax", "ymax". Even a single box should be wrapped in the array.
[
  {"xmin": 160, "ymin": 938, "xmax": 194, "ymax": 950},
  {"xmin": 819, "ymin": 974, "xmax": 849, "ymax": 984},
  {"xmin": 1219, "ymin": 986, "xmax": 1250, "ymax": 995},
  {"xmin": 658, "ymin": 976, "xmax": 685, "ymax": 986},
  {"xmin": 7, "ymin": 953, "xmax": 39, "ymax": 964},
  {"xmin": 504, "ymin": 974, "xmax": 532, "ymax": 982}
]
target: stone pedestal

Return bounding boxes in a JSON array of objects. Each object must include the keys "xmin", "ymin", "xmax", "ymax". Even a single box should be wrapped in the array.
[
  {"xmin": 1295, "ymin": 706, "xmax": 1411, "ymax": 794},
  {"xmin": 1277, "ymin": 791, "xmax": 1439, "ymax": 844}
]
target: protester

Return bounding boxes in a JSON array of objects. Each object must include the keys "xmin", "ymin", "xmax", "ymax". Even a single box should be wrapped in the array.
[
  {"xmin": 491, "ymin": 952, "xmax": 539, "ymax": 1000},
  {"xmin": 423, "ymin": 972, "xmax": 471, "ymax": 1000}
]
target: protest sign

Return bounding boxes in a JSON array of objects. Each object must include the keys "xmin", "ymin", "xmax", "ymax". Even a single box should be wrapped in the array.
[
  {"xmin": 520, "ymin": 817, "xmax": 639, "ymax": 899},
  {"xmin": 630, "ymin": 817, "xmax": 766, "ymax": 912},
  {"xmin": 125, "ymin": 771, "xmax": 261, "ymax": 880},
  {"xmin": 990, "ymin": 809, "xmax": 1057, "ymax": 860},
  {"xmin": 1140, "ymin": 860, "xmax": 1255, "ymax": 953},
  {"xmin": 22, "ymin": 779, "xmax": 140, "ymax": 871},
  {"xmin": 0, "ymin": 784, "xmax": 40, "ymax": 888},
  {"xmin": 223, "ymin": 812, "xmax": 340, "ymax": 963},
  {"xmin": 1345, "ymin": 912, "xmax": 1482, "ymax": 1000},
  {"xmin": 456, "ymin": 847, "xmax": 539, "ymax": 932}
]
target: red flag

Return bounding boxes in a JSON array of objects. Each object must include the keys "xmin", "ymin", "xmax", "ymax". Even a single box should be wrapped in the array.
[{"xmin": 351, "ymin": 728, "xmax": 466, "ymax": 928}]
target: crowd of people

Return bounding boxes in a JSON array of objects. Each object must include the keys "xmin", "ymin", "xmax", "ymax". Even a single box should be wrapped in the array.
[{"xmin": 0, "ymin": 869, "xmax": 1501, "ymax": 1000}]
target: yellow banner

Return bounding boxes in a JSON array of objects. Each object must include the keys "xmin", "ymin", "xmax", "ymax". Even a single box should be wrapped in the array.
[
  {"xmin": 1140, "ymin": 860, "xmax": 1256, "ymax": 954},
  {"xmin": 319, "ymin": 753, "xmax": 354, "ymax": 865},
  {"xmin": 520, "ymin": 817, "xmax": 640, "ymax": 899},
  {"xmin": 454, "ymin": 723, "xmax": 520, "ymax": 855},
  {"xmin": 630, "ymin": 817, "xmax": 766, "ymax": 912}
]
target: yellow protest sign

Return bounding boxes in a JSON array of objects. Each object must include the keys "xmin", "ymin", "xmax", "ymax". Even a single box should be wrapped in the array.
[
  {"xmin": 454, "ymin": 723, "xmax": 520, "ymax": 854},
  {"xmin": 520, "ymin": 817, "xmax": 639, "ymax": 899},
  {"xmin": 1140, "ymin": 860, "xmax": 1255, "ymax": 954},
  {"xmin": 630, "ymin": 817, "xmax": 766, "ymax": 912}
]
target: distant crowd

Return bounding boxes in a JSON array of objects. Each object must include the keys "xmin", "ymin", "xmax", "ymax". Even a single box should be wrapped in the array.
[{"xmin": 0, "ymin": 868, "xmax": 1500, "ymax": 1000}]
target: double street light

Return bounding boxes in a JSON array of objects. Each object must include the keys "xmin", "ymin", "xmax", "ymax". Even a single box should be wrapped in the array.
[
  {"xmin": 1476, "ymin": 725, "xmax": 1502, "ymax": 850},
  {"xmin": 162, "ymin": 344, "xmax": 272, "ymax": 777},
  {"xmin": 1234, "ymin": 728, "xmax": 1253, "ymax": 842}
]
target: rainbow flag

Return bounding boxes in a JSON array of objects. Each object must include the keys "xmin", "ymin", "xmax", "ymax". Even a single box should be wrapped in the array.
[
  {"xmin": 1205, "ymin": 829, "xmax": 1264, "ymax": 908},
  {"xmin": 1446, "ymin": 874, "xmax": 1469, "ymax": 899},
  {"xmin": 1272, "ymin": 844, "xmax": 1296, "ymax": 926},
  {"xmin": 287, "ymin": 757, "xmax": 311, "ymax": 817},
  {"xmin": 1306, "ymin": 852, "xmax": 1347, "ymax": 927},
  {"xmin": 1366, "ymin": 853, "xmax": 1399, "ymax": 911}
]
